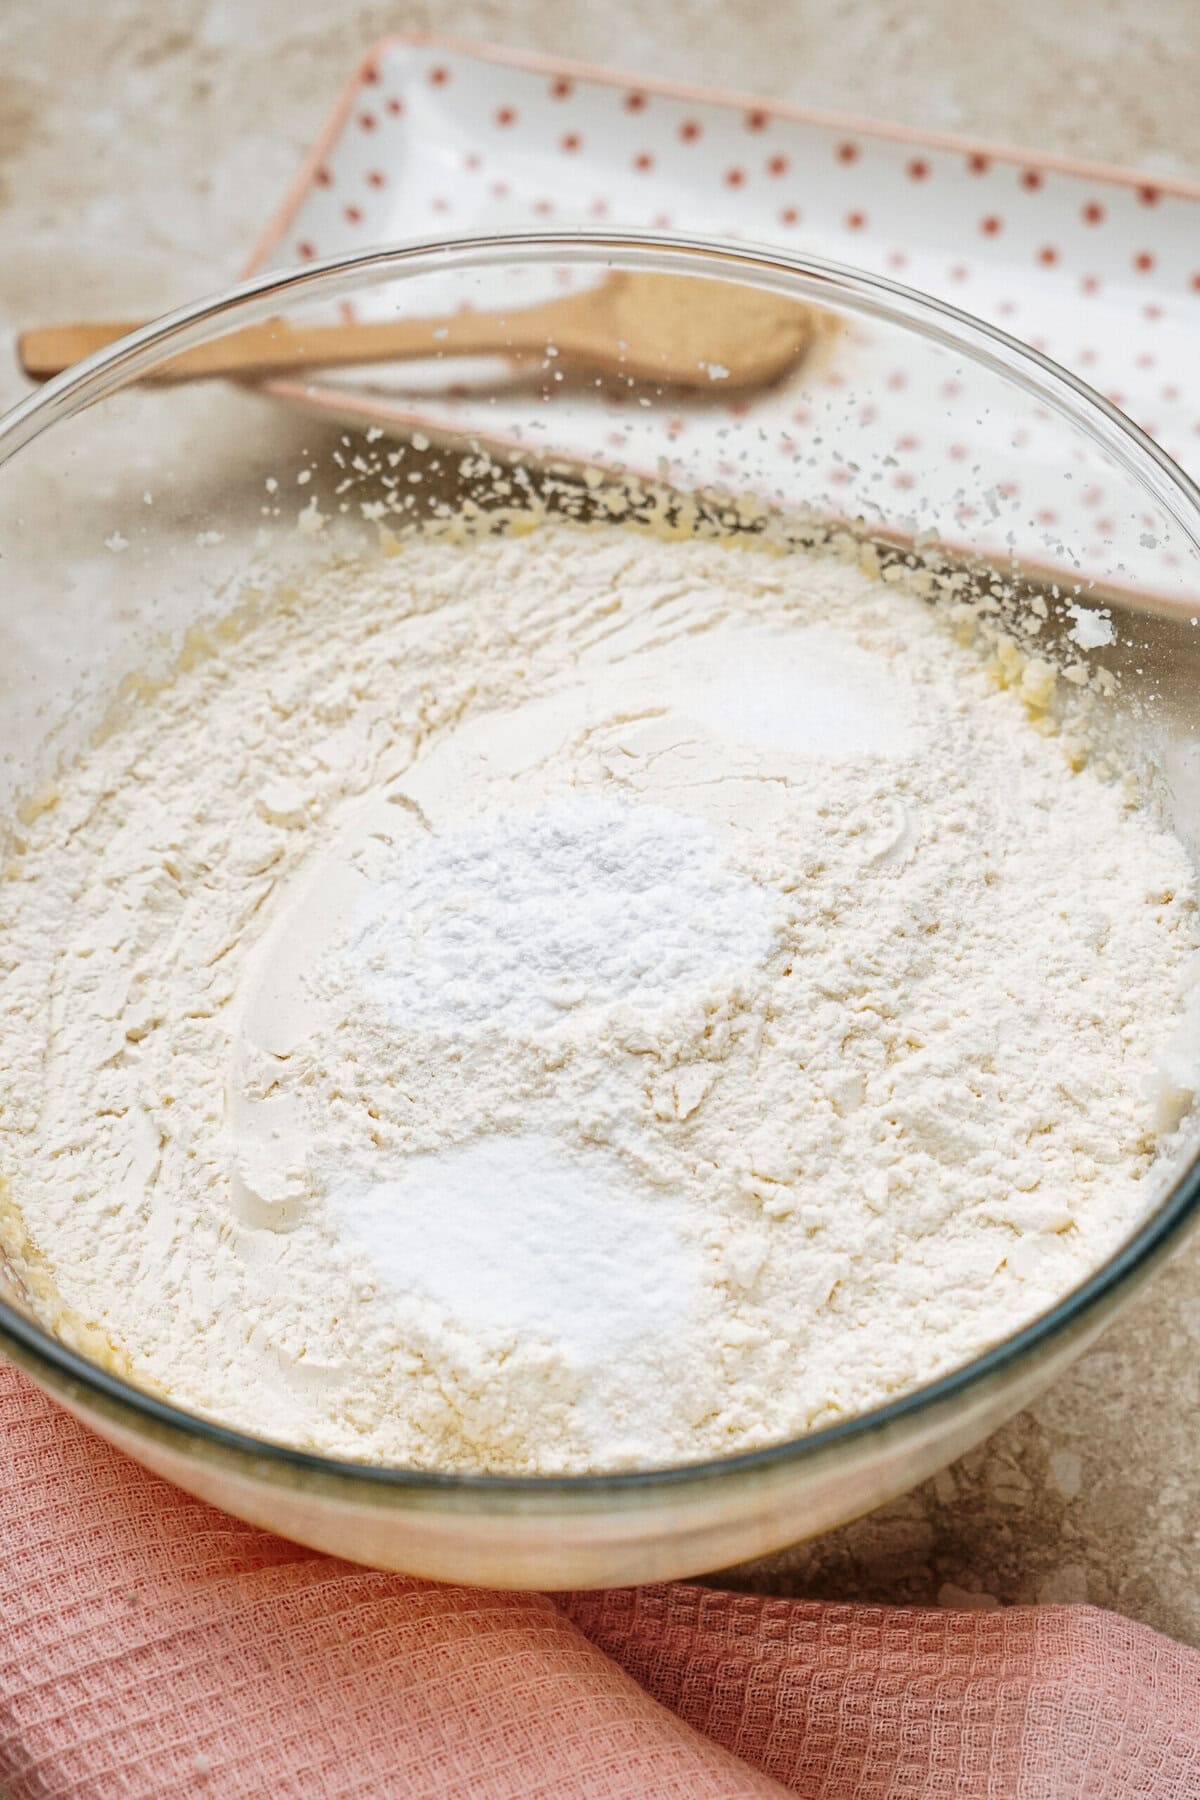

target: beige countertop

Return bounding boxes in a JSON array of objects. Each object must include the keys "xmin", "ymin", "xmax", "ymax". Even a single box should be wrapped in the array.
[{"xmin": 1, "ymin": 0, "xmax": 1198, "ymax": 1644}]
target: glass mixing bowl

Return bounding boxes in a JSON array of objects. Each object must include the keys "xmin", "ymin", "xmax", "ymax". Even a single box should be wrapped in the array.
[{"xmin": 2, "ymin": 233, "xmax": 1200, "ymax": 1590}]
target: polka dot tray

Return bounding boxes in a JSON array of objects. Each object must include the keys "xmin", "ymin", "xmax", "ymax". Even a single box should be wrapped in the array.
[{"xmin": 246, "ymin": 34, "xmax": 1200, "ymax": 608}]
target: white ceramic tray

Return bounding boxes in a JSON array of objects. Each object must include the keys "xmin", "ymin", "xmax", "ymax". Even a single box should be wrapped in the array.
[{"xmin": 246, "ymin": 35, "xmax": 1200, "ymax": 601}]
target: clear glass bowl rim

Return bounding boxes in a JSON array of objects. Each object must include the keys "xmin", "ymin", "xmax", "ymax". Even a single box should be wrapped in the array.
[{"xmin": 1, "ymin": 226, "xmax": 1199, "ymax": 1500}]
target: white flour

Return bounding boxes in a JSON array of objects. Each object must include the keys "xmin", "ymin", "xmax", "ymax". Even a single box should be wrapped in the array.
[{"xmin": 2, "ymin": 520, "xmax": 1199, "ymax": 1474}]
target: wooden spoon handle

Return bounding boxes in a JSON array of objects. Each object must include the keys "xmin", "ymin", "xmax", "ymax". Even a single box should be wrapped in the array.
[
  {"xmin": 19, "ymin": 321, "xmax": 151, "ymax": 376},
  {"xmin": 17, "ymin": 308, "xmax": 559, "ymax": 384}
]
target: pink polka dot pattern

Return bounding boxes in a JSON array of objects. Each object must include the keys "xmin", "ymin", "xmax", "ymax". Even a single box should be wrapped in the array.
[{"xmin": 256, "ymin": 37, "xmax": 1200, "ymax": 609}]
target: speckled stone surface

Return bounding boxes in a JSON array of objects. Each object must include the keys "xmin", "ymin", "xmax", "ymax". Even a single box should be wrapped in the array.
[{"xmin": 0, "ymin": 0, "xmax": 1198, "ymax": 1644}]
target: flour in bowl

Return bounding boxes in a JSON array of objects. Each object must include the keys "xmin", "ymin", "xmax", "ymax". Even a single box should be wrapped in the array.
[{"xmin": 2, "ymin": 519, "xmax": 1198, "ymax": 1473}]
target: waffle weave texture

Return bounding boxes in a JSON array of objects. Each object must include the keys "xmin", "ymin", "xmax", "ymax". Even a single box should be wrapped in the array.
[{"xmin": 3, "ymin": 1362, "xmax": 1198, "ymax": 1799}]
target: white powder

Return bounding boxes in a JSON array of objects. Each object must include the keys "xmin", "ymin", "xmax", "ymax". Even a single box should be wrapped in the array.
[
  {"xmin": 343, "ymin": 797, "xmax": 779, "ymax": 1035},
  {"xmin": 2, "ymin": 520, "xmax": 1199, "ymax": 1475},
  {"xmin": 330, "ymin": 1134, "xmax": 697, "ymax": 1350},
  {"xmin": 1067, "ymin": 603, "xmax": 1117, "ymax": 651},
  {"xmin": 328, "ymin": 1134, "xmax": 702, "ymax": 1462},
  {"xmin": 618, "ymin": 621, "xmax": 918, "ymax": 760}
]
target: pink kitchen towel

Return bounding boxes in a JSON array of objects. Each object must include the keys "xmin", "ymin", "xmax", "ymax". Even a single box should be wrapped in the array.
[{"xmin": 2, "ymin": 1358, "xmax": 1199, "ymax": 1799}]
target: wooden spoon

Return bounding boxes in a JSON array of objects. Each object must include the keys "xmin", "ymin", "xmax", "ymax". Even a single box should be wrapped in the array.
[{"xmin": 17, "ymin": 272, "xmax": 817, "ymax": 392}]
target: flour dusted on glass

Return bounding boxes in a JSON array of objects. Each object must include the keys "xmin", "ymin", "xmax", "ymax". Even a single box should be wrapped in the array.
[{"xmin": 2, "ymin": 519, "xmax": 1199, "ymax": 1475}]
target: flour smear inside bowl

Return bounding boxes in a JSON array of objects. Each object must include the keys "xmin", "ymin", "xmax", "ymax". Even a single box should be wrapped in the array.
[{"xmin": 2, "ymin": 516, "xmax": 1199, "ymax": 1474}]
